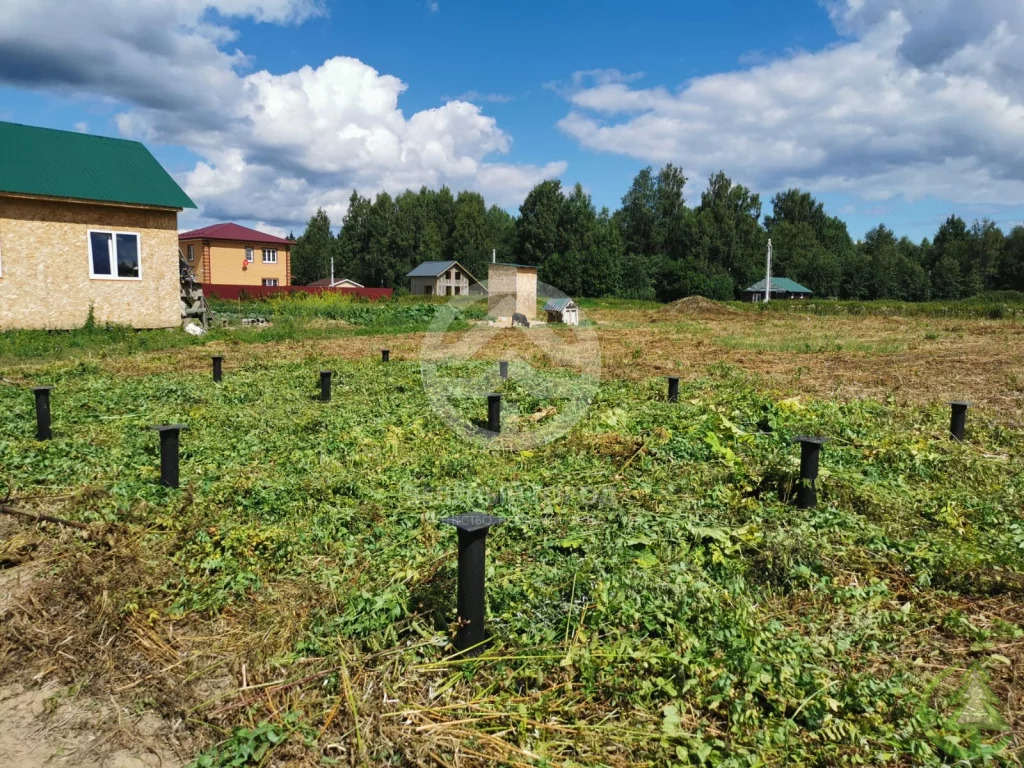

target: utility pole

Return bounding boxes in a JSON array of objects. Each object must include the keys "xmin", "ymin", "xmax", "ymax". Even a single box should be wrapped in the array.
[
  {"xmin": 764, "ymin": 238, "xmax": 773, "ymax": 303},
  {"xmin": 330, "ymin": 255, "xmax": 335, "ymax": 286}
]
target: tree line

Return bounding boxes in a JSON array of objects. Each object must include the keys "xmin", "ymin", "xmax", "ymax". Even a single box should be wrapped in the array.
[{"xmin": 290, "ymin": 167, "xmax": 1024, "ymax": 301}]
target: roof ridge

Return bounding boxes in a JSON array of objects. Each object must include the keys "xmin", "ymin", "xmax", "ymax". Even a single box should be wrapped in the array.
[
  {"xmin": 0, "ymin": 120, "xmax": 144, "ymax": 147},
  {"xmin": 0, "ymin": 120, "xmax": 194, "ymax": 209},
  {"xmin": 178, "ymin": 222, "xmax": 292, "ymax": 244}
]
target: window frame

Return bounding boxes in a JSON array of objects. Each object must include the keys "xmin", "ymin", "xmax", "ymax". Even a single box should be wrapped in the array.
[
  {"xmin": 455, "ymin": 270, "xmax": 461, "ymax": 281},
  {"xmin": 88, "ymin": 229, "xmax": 142, "ymax": 281},
  {"xmin": 261, "ymin": 278, "xmax": 279, "ymax": 287},
  {"xmin": 262, "ymin": 248, "xmax": 278, "ymax": 264},
  {"xmin": 187, "ymin": 244, "xmax": 195, "ymax": 261},
  {"xmin": 245, "ymin": 246, "xmax": 255, "ymax": 263}
]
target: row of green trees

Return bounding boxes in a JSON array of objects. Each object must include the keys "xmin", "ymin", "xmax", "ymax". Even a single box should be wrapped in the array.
[
  {"xmin": 289, "ymin": 166, "xmax": 1024, "ymax": 301},
  {"xmin": 290, "ymin": 188, "xmax": 514, "ymax": 289}
]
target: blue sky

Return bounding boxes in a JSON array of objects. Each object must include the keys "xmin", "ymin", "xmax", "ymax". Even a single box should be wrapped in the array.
[{"xmin": 1, "ymin": 0, "xmax": 1022, "ymax": 241}]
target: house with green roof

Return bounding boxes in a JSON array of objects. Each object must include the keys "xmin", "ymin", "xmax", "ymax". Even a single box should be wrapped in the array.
[
  {"xmin": 741, "ymin": 277, "xmax": 813, "ymax": 302},
  {"xmin": 0, "ymin": 120, "xmax": 196, "ymax": 330}
]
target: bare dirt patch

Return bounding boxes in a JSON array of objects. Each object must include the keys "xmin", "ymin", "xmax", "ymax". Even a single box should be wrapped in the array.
[
  {"xmin": 0, "ymin": 518, "xmax": 188, "ymax": 768},
  {"xmin": 0, "ymin": 679, "xmax": 180, "ymax": 768}
]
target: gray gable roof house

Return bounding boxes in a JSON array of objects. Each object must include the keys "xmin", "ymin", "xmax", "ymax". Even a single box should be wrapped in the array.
[{"xmin": 406, "ymin": 260, "xmax": 485, "ymax": 296}]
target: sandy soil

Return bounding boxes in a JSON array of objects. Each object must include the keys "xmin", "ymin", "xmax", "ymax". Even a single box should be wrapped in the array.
[
  {"xmin": 0, "ymin": 538, "xmax": 183, "ymax": 768},
  {"xmin": 0, "ymin": 678, "xmax": 175, "ymax": 768}
]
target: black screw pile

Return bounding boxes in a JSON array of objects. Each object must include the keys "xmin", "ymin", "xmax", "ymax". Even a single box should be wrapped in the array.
[
  {"xmin": 320, "ymin": 370, "xmax": 333, "ymax": 402},
  {"xmin": 149, "ymin": 424, "xmax": 187, "ymax": 488},
  {"xmin": 667, "ymin": 377, "xmax": 679, "ymax": 403},
  {"xmin": 212, "ymin": 355, "xmax": 223, "ymax": 382},
  {"xmin": 793, "ymin": 436, "xmax": 826, "ymax": 509},
  {"xmin": 440, "ymin": 513, "xmax": 504, "ymax": 656},
  {"xmin": 487, "ymin": 393, "xmax": 501, "ymax": 434},
  {"xmin": 32, "ymin": 386, "xmax": 54, "ymax": 440},
  {"xmin": 949, "ymin": 401, "xmax": 969, "ymax": 442}
]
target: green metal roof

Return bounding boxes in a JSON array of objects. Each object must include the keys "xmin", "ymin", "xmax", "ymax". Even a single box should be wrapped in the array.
[
  {"xmin": 0, "ymin": 121, "xmax": 195, "ymax": 209},
  {"xmin": 744, "ymin": 277, "xmax": 813, "ymax": 294}
]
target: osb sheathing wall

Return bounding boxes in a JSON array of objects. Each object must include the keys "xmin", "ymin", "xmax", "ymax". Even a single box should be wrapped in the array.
[
  {"xmin": 488, "ymin": 265, "xmax": 517, "ymax": 318},
  {"xmin": 0, "ymin": 195, "xmax": 181, "ymax": 330},
  {"xmin": 515, "ymin": 268, "xmax": 538, "ymax": 319},
  {"xmin": 487, "ymin": 265, "xmax": 537, "ymax": 319}
]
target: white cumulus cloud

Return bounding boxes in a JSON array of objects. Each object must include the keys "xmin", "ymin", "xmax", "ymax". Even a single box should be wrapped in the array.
[
  {"xmin": 557, "ymin": 0, "xmax": 1024, "ymax": 206},
  {"xmin": 0, "ymin": 0, "xmax": 564, "ymax": 226}
]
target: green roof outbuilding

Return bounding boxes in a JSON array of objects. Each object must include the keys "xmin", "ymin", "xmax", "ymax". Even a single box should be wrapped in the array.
[
  {"xmin": 0, "ymin": 121, "xmax": 196, "ymax": 210},
  {"xmin": 744, "ymin": 277, "xmax": 813, "ymax": 294}
]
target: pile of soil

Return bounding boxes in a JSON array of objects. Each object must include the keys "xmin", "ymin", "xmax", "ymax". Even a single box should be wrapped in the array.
[{"xmin": 657, "ymin": 296, "xmax": 739, "ymax": 318}]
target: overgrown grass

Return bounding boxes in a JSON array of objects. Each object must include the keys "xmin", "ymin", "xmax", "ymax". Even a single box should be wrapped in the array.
[
  {"xmin": 0, "ymin": 319, "xmax": 375, "ymax": 362},
  {"xmin": 0, "ymin": 297, "xmax": 488, "ymax": 362},
  {"xmin": 577, "ymin": 296, "xmax": 663, "ymax": 312},
  {"xmin": 716, "ymin": 334, "xmax": 908, "ymax": 355},
  {"xmin": 0, "ymin": 323, "xmax": 209, "ymax": 362},
  {"xmin": 208, "ymin": 291, "xmax": 488, "ymax": 329},
  {"xmin": 737, "ymin": 291, "xmax": 1024, "ymax": 320},
  {"xmin": 1, "ymin": 356, "xmax": 1021, "ymax": 765}
]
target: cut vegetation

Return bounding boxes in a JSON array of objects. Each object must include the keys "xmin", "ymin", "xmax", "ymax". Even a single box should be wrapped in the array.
[{"xmin": 1, "ymin": 297, "xmax": 1022, "ymax": 766}]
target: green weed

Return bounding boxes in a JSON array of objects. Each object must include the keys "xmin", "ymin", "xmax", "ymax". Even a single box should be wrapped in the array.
[{"xmin": 0, "ymin": 350, "xmax": 1021, "ymax": 765}]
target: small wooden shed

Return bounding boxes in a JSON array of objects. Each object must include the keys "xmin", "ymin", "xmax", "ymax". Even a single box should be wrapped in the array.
[{"xmin": 543, "ymin": 297, "xmax": 579, "ymax": 325}]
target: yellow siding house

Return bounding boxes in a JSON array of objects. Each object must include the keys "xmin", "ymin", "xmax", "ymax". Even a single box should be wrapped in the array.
[
  {"xmin": 179, "ymin": 223, "xmax": 292, "ymax": 287},
  {"xmin": 0, "ymin": 120, "xmax": 196, "ymax": 330}
]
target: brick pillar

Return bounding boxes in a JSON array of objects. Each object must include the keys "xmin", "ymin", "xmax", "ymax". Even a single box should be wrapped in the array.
[{"xmin": 285, "ymin": 247, "xmax": 292, "ymax": 286}]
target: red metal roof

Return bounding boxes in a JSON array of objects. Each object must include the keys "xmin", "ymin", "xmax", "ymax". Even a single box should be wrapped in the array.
[{"xmin": 178, "ymin": 222, "xmax": 292, "ymax": 245}]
